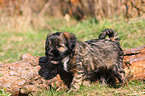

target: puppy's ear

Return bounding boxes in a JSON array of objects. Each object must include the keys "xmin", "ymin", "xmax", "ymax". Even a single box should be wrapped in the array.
[
  {"xmin": 45, "ymin": 35, "xmax": 50, "ymax": 57},
  {"xmin": 63, "ymin": 32, "xmax": 76, "ymax": 51}
]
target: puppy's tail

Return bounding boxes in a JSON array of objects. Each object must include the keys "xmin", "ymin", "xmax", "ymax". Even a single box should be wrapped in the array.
[{"xmin": 99, "ymin": 29, "xmax": 120, "ymax": 42}]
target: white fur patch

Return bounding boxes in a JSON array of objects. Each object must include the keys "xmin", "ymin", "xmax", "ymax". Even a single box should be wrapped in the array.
[
  {"xmin": 51, "ymin": 60, "xmax": 59, "ymax": 64},
  {"xmin": 62, "ymin": 56, "xmax": 69, "ymax": 72}
]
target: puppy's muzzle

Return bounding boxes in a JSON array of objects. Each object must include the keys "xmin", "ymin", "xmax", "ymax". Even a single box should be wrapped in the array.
[
  {"xmin": 48, "ymin": 49, "xmax": 60, "ymax": 60},
  {"xmin": 51, "ymin": 50, "xmax": 60, "ymax": 57}
]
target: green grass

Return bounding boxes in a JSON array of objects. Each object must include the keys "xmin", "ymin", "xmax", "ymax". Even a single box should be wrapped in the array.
[
  {"xmin": 34, "ymin": 81, "xmax": 144, "ymax": 96},
  {"xmin": 0, "ymin": 16, "xmax": 145, "ymax": 95},
  {"xmin": 0, "ymin": 88, "xmax": 11, "ymax": 96}
]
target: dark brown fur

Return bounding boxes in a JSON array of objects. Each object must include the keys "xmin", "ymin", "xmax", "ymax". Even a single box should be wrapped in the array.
[{"xmin": 45, "ymin": 29, "xmax": 125, "ymax": 91}]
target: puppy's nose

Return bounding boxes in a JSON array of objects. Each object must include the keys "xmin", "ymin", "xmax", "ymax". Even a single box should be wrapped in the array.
[{"xmin": 51, "ymin": 50, "xmax": 59, "ymax": 56}]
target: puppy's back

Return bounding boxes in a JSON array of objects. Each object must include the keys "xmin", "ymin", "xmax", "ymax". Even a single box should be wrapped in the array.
[{"xmin": 85, "ymin": 39, "xmax": 121, "ymax": 69}]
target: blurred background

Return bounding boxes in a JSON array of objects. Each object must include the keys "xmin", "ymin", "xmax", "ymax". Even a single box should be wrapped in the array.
[
  {"xmin": 0, "ymin": 0, "xmax": 145, "ymax": 63},
  {"xmin": 0, "ymin": 0, "xmax": 145, "ymax": 30}
]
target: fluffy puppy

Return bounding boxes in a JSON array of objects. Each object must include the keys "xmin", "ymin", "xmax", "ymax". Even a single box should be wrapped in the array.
[{"xmin": 45, "ymin": 29, "xmax": 125, "ymax": 92}]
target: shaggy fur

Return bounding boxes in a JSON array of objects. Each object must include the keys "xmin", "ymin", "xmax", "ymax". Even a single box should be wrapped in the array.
[{"xmin": 45, "ymin": 29, "xmax": 125, "ymax": 91}]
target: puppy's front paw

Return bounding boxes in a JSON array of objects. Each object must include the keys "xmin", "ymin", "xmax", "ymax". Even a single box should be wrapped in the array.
[{"xmin": 67, "ymin": 88, "xmax": 77, "ymax": 93}]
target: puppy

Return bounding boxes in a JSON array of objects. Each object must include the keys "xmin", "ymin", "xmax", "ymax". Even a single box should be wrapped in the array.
[{"xmin": 45, "ymin": 29, "xmax": 125, "ymax": 92}]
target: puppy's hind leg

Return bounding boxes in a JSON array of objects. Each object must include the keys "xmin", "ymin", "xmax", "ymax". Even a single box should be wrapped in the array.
[
  {"xmin": 109, "ymin": 65, "xmax": 125, "ymax": 87},
  {"xmin": 115, "ymin": 50, "xmax": 126, "ymax": 85},
  {"xmin": 110, "ymin": 49, "xmax": 126, "ymax": 87}
]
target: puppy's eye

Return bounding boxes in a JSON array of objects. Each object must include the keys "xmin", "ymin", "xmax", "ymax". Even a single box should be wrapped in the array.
[
  {"xmin": 57, "ymin": 44, "xmax": 66, "ymax": 52},
  {"xmin": 58, "ymin": 44, "xmax": 65, "ymax": 48}
]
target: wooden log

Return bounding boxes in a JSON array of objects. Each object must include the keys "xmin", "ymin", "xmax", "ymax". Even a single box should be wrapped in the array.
[
  {"xmin": 0, "ymin": 45, "xmax": 145, "ymax": 95},
  {"xmin": 123, "ymin": 45, "xmax": 145, "ymax": 81},
  {"xmin": 0, "ymin": 53, "xmax": 67, "ymax": 95}
]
